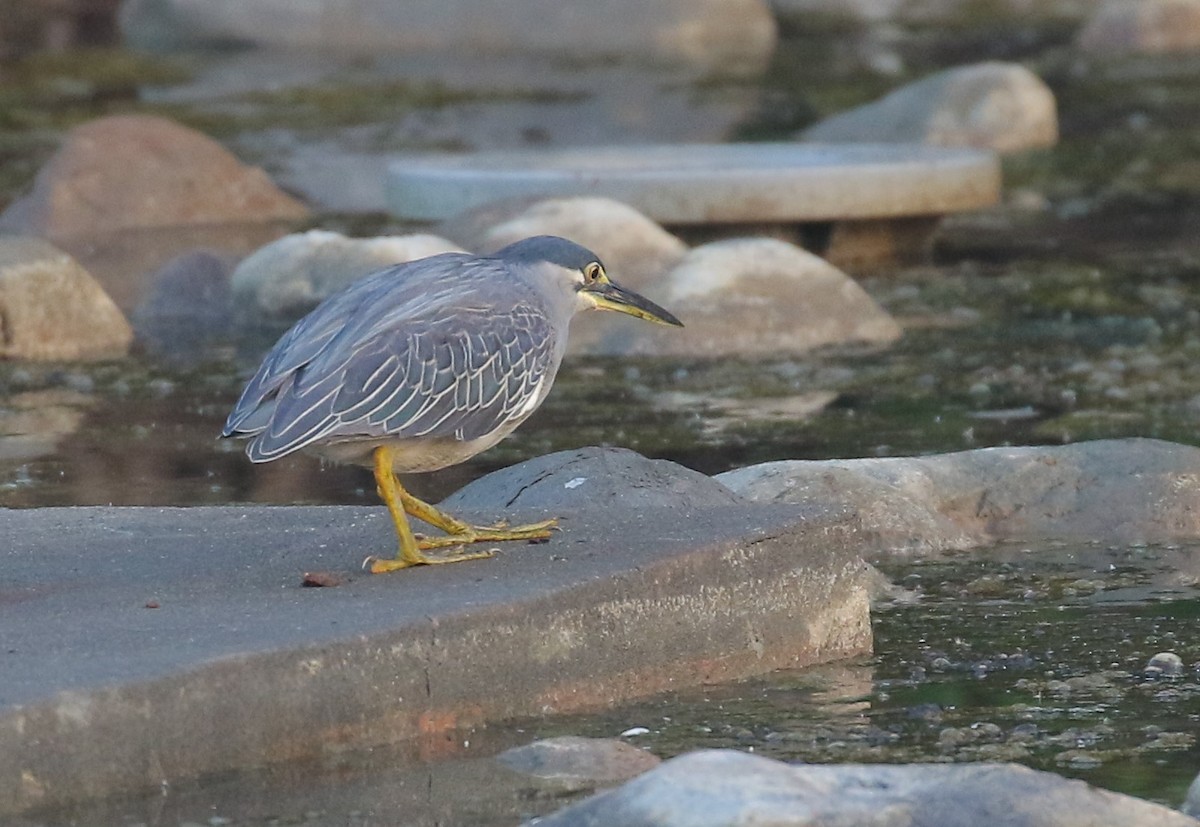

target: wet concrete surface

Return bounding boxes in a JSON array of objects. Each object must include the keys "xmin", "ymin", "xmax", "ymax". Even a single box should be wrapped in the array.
[{"xmin": 0, "ymin": 501, "xmax": 871, "ymax": 816}]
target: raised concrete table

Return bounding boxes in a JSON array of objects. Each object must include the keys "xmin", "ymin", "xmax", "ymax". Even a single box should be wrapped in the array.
[
  {"xmin": 385, "ymin": 143, "xmax": 1002, "ymax": 269},
  {"xmin": 0, "ymin": 501, "xmax": 869, "ymax": 818}
]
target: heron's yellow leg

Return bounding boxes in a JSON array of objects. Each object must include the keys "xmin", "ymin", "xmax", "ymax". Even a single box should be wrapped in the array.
[
  {"xmin": 365, "ymin": 446, "xmax": 496, "ymax": 574},
  {"xmin": 397, "ymin": 488, "xmax": 557, "ymax": 548}
]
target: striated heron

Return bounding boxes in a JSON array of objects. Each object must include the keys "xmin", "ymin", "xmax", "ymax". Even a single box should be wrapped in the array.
[{"xmin": 222, "ymin": 235, "xmax": 682, "ymax": 573}]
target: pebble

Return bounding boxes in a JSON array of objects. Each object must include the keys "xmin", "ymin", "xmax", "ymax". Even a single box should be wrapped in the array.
[
  {"xmin": 964, "ymin": 574, "xmax": 1008, "ymax": 597},
  {"xmin": 1056, "ymin": 749, "xmax": 1103, "ymax": 768},
  {"xmin": 1063, "ymin": 673, "xmax": 1113, "ymax": 692},
  {"xmin": 61, "ymin": 372, "xmax": 95, "ymax": 394},
  {"xmin": 1008, "ymin": 723, "xmax": 1039, "ymax": 743},
  {"xmin": 1144, "ymin": 651, "xmax": 1183, "ymax": 677},
  {"xmin": 938, "ymin": 727, "xmax": 975, "ymax": 748}
]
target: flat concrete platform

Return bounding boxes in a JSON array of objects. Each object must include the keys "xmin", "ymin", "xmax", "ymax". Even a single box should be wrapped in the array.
[
  {"xmin": 0, "ymin": 503, "xmax": 871, "ymax": 817},
  {"xmin": 385, "ymin": 142, "xmax": 1001, "ymax": 224}
]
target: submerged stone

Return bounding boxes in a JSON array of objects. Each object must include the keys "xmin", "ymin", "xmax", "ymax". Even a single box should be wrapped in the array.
[
  {"xmin": 132, "ymin": 250, "xmax": 235, "ymax": 360},
  {"xmin": 496, "ymin": 736, "xmax": 661, "ymax": 794}
]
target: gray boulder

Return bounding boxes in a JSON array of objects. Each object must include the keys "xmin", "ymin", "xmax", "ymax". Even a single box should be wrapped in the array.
[
  {"xmin": 1077, "ymin": 0, "xmax": 1200, "ymax": 55},
  {"xmin": 535, "ymin": 749, "xmax": 1199, "ymax": 827},
  {"xmin": 0, "ymin": 115, "xmax": 309, "ymax": 240},
  {"xmin": 719, "ymin": 438, "xmax": 1200, "ymax": 552},
  {"xmin": 605, "ymin": 238, "xmax": 901, "ymax": 358},
  {"xmin": 802, "ymin": 62, "xmax": 1058, "ymax": 154},
  {"xmin": 230, "ymin": 230, "xmax": 462, "ymax": 320},
  {"xmin": 443, "ymin": 447, "xmax": 743, "ymax": 513},
  {"xmin": 120, "ymin": 0, "xmax": 777, "ymax": 75},
  {"xmin": 0, "ymin": 236, "xmax": 132, "ymax": 361}
]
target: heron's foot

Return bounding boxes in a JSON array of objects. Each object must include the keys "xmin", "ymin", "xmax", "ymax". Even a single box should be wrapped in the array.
[
  {"xmin": 416, "ymin": 518, "xmax": 557, "ymax": 550},
  {"xmin": 363, "ymin": 545, "xmax": 498, "ymax": 574},
  {"xmin": 369, "ymin": 449, "xmax": 556, "ymax": 575}
]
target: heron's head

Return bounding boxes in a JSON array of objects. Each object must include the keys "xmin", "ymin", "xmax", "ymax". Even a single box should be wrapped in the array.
[{"xmin": 495, "ymin": 236, "xmax": 683, "ymax": 327}]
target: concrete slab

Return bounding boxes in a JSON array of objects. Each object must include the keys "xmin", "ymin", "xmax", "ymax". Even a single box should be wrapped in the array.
[
  {"xmin": 0, "ymin": 503, "xmax": 871, "ymax": 817},
  {"xmin": 385, "ymin": 142, "xmax": 1001, "ymax": 225}
]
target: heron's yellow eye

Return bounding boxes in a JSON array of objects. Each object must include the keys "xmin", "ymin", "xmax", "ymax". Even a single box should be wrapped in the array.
[{"xmin": 584, "ymin": 262, "xmax": 604, "ymax": 284}]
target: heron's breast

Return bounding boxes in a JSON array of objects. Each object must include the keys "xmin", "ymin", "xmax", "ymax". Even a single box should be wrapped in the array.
[{"xmin": 306, "ymin": 426, "xmax": 518, "ymax": 474}]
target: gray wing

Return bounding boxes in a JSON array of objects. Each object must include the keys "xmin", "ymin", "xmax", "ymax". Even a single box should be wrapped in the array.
[
  {"xmin": 226, "ymin": 301, "xmax": 559, "ymax": 463},
  {"xmin": 222, "ymin": 254, "xmax": 470, "ymax": 437}
]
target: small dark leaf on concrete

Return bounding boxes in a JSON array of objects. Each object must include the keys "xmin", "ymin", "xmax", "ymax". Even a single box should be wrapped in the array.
[{"xmin": 302, "ymin": 571, "xmax": 342, "ymax": 588}]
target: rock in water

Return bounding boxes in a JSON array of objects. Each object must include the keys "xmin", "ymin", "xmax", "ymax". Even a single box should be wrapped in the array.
[
  {"xmin": 496, "ymin": 736, "xmax": 661, "ymax": 794},
  {"xmin": 535, "ymin": 749, "xmax": 1200, "ymax": 826},
  {"xmin": 0, "ymin": 115, "xmax": 309, "ymax": 240},
  {"xmin": 802, "ymin": 62, "xmax": 1058, "ymax": 154},
  {"xmin": 611, "ymin": 238, "xmax": 901, "ymax": 358},
  {"xmin": 0, "ymin": 237, "xmax": 132, "ymax": 361},
  {"xmin": 719, "ymin": 438, "xmax": 1200, "ymax": 551}
]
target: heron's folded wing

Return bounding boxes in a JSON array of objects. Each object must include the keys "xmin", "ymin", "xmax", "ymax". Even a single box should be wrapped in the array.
[
  {"xmin": 341, "ymin": 304, "xmax": 558, "ymax": 442},
  {"xmin": 244, "ymin": 303, "xmax": 557, "ymax": 460},
  {"xmin": 222, "ymin": 254, "xmax": 477, "ymax": 441}
]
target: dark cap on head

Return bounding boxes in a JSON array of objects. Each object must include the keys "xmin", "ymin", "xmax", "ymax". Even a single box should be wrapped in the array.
[{"xmin": 492, "ymin": 235, "xmax": 603, "ymax": 272}]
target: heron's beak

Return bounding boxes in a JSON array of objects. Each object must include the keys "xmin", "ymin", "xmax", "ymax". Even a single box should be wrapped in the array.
[{"xmin": 584, "ymin": 280, "xmax": 683, "ymax": 327}]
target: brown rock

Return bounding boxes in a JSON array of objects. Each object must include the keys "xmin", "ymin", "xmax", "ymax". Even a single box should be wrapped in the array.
[
  {"xmin": 0, "ymin": 115, "xmax": 309, "ymax": 239},
  {"xmin": 0, "ymin": 236, "xmax": 132, "ymax": 361}
]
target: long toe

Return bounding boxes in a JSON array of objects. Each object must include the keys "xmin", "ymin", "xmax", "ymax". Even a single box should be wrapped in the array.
[
  {"xmin": 423, "ymin": 546, "xmax": 498, "ymax": 564},
  {"xmin": 475, "ymin": 517, "xmax": 558, "ymax": 536},
  {"xmin": 365, "ymin": 546, "xmax": 497, "ymax": 572},
  {"xmin": 417, "ymin": 518, "xmax": 556, "ymax": 549}
]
